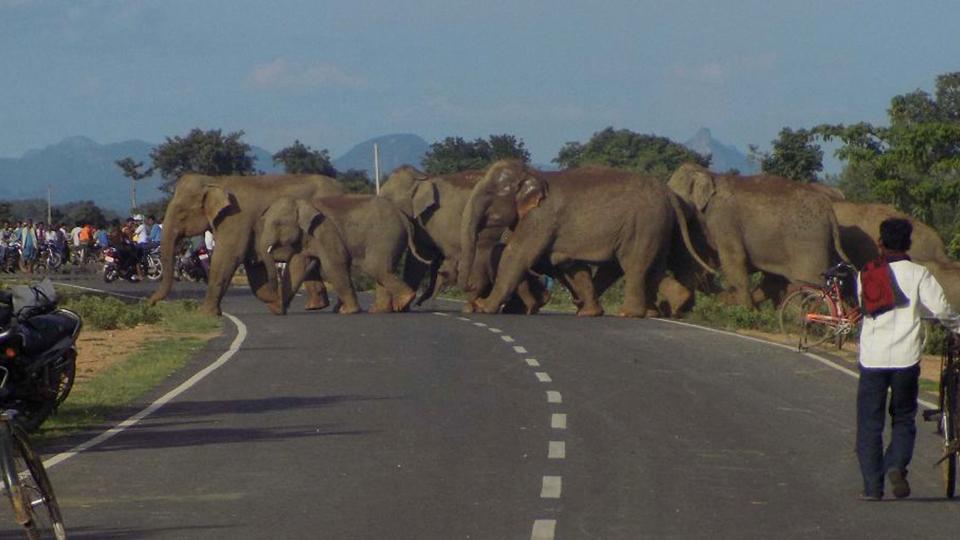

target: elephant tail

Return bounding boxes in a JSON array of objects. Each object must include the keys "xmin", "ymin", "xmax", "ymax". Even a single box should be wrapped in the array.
[
  {"xmin": 669, "ymin": 192, "xmax": 717, "ymax": 276},
  {"xmin": 828, "ymin": 208, "xmax": 853, "ymax": 265},
  {"xmin": 397, "ymin": 208, "xmax": 433, "ymax": 265}
]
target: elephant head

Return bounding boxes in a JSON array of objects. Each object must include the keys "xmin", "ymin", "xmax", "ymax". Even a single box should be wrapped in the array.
[
  {"xmin": 457, "ymin": 160, "xmax": 547, "ymax": 291},
  {"xmin": 149, "ymin": 174, "xmax": 237, "ymax": 304},
  {"xmin": 379, "ymin": 166, "xmax": 438, "ymax": 221},
  {"xmin": 258, "ymin": 197, "xmax": 325, "ymax": 266},
  {"xmin": 667, "ymin": 163, "xmax": 718, "ymax": 214}
]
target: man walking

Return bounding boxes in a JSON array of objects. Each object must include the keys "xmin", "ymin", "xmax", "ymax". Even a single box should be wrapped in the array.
[{"xmin": 856, "ymin": 218, "xmax": 960, "ymax": 500}]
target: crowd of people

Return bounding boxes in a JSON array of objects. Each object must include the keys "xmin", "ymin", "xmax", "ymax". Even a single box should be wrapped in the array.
[{"xmin": 0, "ymin": 214, "xmax": 164, "ymax": 275}]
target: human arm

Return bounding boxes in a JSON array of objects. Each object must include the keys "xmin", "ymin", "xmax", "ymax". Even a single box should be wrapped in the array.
[{"xmin": 918, "ymin": 268, "xmax": 960, "ymax": 333}]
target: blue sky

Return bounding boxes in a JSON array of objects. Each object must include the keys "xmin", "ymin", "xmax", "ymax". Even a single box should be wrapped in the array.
[{"xmin": 1, "ymin": 0, "xmax": 958, "ymax": 169}]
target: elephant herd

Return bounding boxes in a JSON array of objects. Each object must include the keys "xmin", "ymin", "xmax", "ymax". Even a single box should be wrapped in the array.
[{"xmin": 146, "ymin": 161, "xmax": 960, "ymax": 319}]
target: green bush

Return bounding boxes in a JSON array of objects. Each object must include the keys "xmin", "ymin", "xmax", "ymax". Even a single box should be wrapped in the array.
[
  {"xmin": 687, "ymin": 292, "xmax": 780, "ymax": 332},
  {"xmin": 61, "ymin": 295, "xmax": 161, "ymax": 330}
]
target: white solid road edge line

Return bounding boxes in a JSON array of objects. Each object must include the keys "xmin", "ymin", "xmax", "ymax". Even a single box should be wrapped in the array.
[
  {"xmin": 653, "ymin": 318, "xmax": 938, "ymax": 410},
  {"xmin": 43, "ymin": 312, "xmax": 248, "ymax": 469}
]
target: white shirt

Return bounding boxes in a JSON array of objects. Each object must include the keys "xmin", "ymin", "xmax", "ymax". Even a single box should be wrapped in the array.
[
  {"xmin": 70, "ymin": 227, "xmax": 82, "ymax": 246},
  {"xmin": 857, "ymin": 259, "xmax": 960, "ymax": 368},
  {"xmin": 134, "ymin": 223, "xmax": 148, "ymax": 244},
  {"xmin": 204, "ymin": 230, "xmax": 215, "ymax": 250}
]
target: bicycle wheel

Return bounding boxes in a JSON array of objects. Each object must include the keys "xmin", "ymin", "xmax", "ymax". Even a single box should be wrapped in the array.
[
  {"xmin": 799, "ymin": 293, "xmax": 839, "ymax": 351},
  {"xmin": 941, "ymin": 366, "xmax": 959, "ymax": 498},
  {"xmin": 779, "ymin": 289, "xmax": 818, "ymax": 348},
  {"xmin": 0, "ymin": 422, "xmax": 66, "ymax": 539}
]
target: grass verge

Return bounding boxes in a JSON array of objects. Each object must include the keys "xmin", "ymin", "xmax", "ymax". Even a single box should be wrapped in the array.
[{"xmin": 34, "ymin": 298, "xmax": 222, "ymax": 441}]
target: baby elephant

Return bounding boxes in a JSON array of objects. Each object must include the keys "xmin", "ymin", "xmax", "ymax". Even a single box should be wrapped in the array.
[{"xmin": 259, "ymin": 196, "xmax": 429, "ymax": 313}]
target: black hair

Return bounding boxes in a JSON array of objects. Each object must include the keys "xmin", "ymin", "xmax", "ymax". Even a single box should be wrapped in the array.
[{"xmin": 880, "ymin": 218, "xmax": 912, "ymax": 252}]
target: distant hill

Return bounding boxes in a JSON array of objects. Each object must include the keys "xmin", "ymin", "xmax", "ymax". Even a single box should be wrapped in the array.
[
  {"xmin": 333, "ymin": 134, "xmax": 429, "ymax": 180},
  {"xmin": 683, "ymin": 128, "xmax": 758, "ymax": 175},
  {"xmin": 0, "ymin": 136, "xmax": 280, "ymax": 213}
]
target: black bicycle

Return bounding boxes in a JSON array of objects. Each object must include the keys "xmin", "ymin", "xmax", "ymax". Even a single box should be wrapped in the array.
[
  {"xmin": 922, "ymin": 326, "xmax": 960, "ymax": 498},
  {"xmin": 0, "ymin": 367, "xmax": 66, "ymax": 539}
]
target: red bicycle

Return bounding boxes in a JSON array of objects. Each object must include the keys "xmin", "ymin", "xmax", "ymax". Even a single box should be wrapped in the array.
[{"xmin": 779, "ymin": 263, "xmax": 862, "ymax": 351}]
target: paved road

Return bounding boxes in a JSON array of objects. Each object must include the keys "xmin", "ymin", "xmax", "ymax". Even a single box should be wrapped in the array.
[{"xmin": 3, "ymin": 276, "xmax": 960, "ymax": 538}]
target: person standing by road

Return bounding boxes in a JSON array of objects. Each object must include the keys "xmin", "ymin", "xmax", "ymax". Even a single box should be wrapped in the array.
[
  {"xmin": 19, "ymin": 219, "xmax": 37, "ymax": 273},
  {"xmin": 856, "ymin": 218, "xmax": 960, "ymax": 500}
]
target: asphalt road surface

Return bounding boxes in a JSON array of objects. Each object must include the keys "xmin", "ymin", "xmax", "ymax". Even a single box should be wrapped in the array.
[{"xmin": 3, "ymin": 275, "xmax": 960, "ymax": 539}]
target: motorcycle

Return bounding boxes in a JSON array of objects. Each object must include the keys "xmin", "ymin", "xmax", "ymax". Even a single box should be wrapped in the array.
[
  {"xmin": 175, "ymin": 245, "xmax": 209, "ymax": 283},
  {"xmin": 0, "ymin": 279, "xmax": 81, "ymax": 432},
  {"xmin": 103, "ymin": 244, "xmax": 161, "ymax": 283},
  {"xmin": 0, "ymin": 242, "xmax": 19, "ymax": 273},
  {"xmin": 33, "ymin": 242, "xmax": 63, "ymax": 273}
]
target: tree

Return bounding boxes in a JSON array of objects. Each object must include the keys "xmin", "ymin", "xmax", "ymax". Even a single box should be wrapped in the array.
[
  {"xmin": 272, "ymin": 140, "xmax": 336, "ymax": 176},
  {"xmin": 815, "ymin": 71, "xmax": 960, "ymax": 249},
  {"xmin": 748, "ymin": 127, "xmax": 824, "ymax": 183},
  {"xmin": 337, "ymin": 169, "xmax": 375, "ymax": 194},
  {"xmin": 58, "ymin": 200, "xmax": 108, "ymax": 227},
  {"xmin": 115, "ymin": 157, "xmax": 155, "ymax": 212},
  {"xmin": 421, "ymin": 134, "xmax": 531, "ymax": 175},
  {"xmin": 552, "ymin": 127, "xmax": 710, "ymax": 181},
  {"xmin": 150, "ymin": 128, "xmax": 256, "ymax": 193},
  {"xmin": 0, "ymin": 202, "xmax": 12, "ymax": 222}
]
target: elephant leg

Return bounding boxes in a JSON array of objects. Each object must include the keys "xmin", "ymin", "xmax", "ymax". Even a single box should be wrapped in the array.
[
  {"xmin": 415, "ymin": 257, "xmax": 445, "ymax": 306},
  {"xmin": 287, "ymin": 255, "xmax": 329, "ymax": 311},
  {"xmin": 563, "ymin": 263, "xmax": 605, "ymax": 317},
  {"xmin": 371, "ymin": 285, "xmax": 393, "ymax": 313},
  {"xmin": 318, "ymin": 251, "xmax": 358, "ymax": 314},
  {"xmin": 716, "ymin": 241, "xmax": 754, "ymax": 308},
  {"xmin": 753, "ymin": 273, "xmax": 790, "ymax": 308},
  {"xmin": 657, "ymin": 275, "xmax": 694, "ymax": 317},
  {"xmin": 616, "ymin": 239, "xmax": 664, "ymax": 318},
  {"xmin": 480, "ymin": 230, "xmax": 551, "ymax": 313},
  {"xmin": 376, "ymin": 270, "xmax": 417, "ymax": 312},
  {"xmin": 243, "ymin": 260, "xmax": 285, "ymax": 315}
]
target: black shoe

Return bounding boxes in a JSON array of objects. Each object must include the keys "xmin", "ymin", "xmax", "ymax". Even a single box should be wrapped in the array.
[
  {"xmin": 858, "ymin": 492, "xmax": 882, "ymax": 501},
  {"xmin": 887, "ymin": 469, "xmax": 911, "ymax": 499}
]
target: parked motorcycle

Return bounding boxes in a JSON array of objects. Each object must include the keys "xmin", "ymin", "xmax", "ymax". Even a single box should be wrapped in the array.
[
  {"xmin": 33, "ymin": 242, "xmax": 63, "ymax": 273},
  {"xmin": 145, "ymin": 245, "xmax": 163, "ymax": 281},
  {"xmin": 0, "ymin": 279, "xmax": 81, "ymax": 432},
  {"xmin": 0, "ymin": 242, "xmax": 19, "ymax": 273},
  {"xmin": 175, "ymin": 245, "xmax": 209, "ymax": 283}
]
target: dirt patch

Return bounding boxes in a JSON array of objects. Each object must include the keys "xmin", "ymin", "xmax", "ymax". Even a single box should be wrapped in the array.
[{"xmin": 74, "ymin": 325, "xmax": 217, "ymax": 385}]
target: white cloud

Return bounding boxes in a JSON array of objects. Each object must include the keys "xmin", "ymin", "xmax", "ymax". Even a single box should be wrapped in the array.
[{"xmin": 248, "ymin": 58, "xmax": 366, "ymax": 90}]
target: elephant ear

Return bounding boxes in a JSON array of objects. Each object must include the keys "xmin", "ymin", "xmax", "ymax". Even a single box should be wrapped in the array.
[
  {"xmin": 201, "ymin": 185, "xmax": 234, "ymax": 229},
  {"xmin": 411, "ymin": 181, "xmax": 438, "ymax": 219},
  {"xmin": 516, "ymin": 175, "xmax": 547, "ymax": 220},
  {"xmin": 295, "ymin": 200, "xmax": 325, "ymax": 235},
  {"xmin": 691, "ymin": 170, "xmax": 716, "ymax": 212}
]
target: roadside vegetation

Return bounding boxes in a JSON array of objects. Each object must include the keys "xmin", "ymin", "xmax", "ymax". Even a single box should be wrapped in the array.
[{"xmin": 37, "ymin": 294, "xmax": 221, "ymax": 440}]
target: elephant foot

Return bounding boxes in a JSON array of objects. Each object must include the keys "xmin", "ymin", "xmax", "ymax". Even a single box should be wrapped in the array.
[
  {"xmin": 266, "ymin": 301, "xmax": 286, "ymax": 316},
  {"xmin": 392, "ymin": 290, "xmax": 417, "ymax": 312},
  {"xmin": 577, "ymin": 304, "xmax": 604, "ymax": 317},
  {"xmin": 338, "ymin": 304, "xmax": 361, "ymax": 314},
  {"xmin": 305, "ymin": 296, "xmax": 330, "ymax": 311},
  {"xmin": 616, "ymin": 306, "xmax": 654, "ymax": 318},
  {"xmin": 198, "ymin": 303, "xmax": 222, "ymax": 317},
  {"xmin": 461, "ymin": 300, "xmax": 479, "ymax": 314},
  {"xmin": 477, "ymin": 299, "xmax": 500, "ymax": 314}
]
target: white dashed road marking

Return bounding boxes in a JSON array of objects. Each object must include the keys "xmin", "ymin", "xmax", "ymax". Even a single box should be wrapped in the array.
[
  {"xmin": 541, "ymin": 476, "xmax": 562, "ymax": 498},
  {"xmin": 548, "ymin": 441, "xmax": 566, "ymax": 459},
  {"xmin": 531, "ymin": 520, "xmax": 557, "ymax": 540},
  {"xmin": 449, "ymin": 314, "xmax": 565, "ymax": 540}
]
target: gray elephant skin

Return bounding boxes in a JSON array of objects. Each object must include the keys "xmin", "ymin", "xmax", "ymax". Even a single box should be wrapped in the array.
[
  {"xmin": 148, "ymin": 173, "xmax": 343, "ymax": 316},
  {"xmin": 259, "ymin": 195, "xmax": 429, "ymax": 313},
  {"xmin": 379, "ymin": 166, "xmax": 549, "ymax": 313},
  {"xmin": 458, "ymin": 160, "xmax": 714, "ymax": 317},
  {"xmin": 667, "ymin": 164, "xmax": 850, "ymax": 308}
]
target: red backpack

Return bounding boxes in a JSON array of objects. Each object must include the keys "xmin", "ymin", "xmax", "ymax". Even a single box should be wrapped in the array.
[{"xmin": 859, "ymin": 257, "xmax": 906, "ymax": 317}]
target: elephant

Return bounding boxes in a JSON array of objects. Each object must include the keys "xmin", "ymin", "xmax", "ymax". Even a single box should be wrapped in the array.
[
  {"xmin": 457, "ymin": 160, "xmax": 715, "ymax": 317},
  {"xmin": 258, "ymin": 195, "xmax": 431, "ymax": 313},
  {"xmin": 379, "ymin": 166, "xmax": 550, "ymax": 313},
  {"xmin": 667, "ymin": 164, "xmax": 850, "ymax": 308},
  {"xmin": 832, "ymin": 201, "xmax": 960, "ymax": 309},
  {"xmin": 148, "ymin": 173, "xmax": 343, "ymax": 316}
]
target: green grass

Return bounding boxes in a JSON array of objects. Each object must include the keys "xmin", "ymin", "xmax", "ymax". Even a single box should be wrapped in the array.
[{"xmin": 34, "ymin": 299, "xmax": 222, "ymax": 441}]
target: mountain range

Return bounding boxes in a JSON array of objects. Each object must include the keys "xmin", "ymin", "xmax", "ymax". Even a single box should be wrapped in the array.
[{"xmin": 0, "ymin": 130, "xmax": 753, "ymax": 213}]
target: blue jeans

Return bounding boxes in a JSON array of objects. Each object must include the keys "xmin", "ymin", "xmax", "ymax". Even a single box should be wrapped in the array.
[{"xmin": 856, "ymin": 363, "xmax": 920, "ymax": 496}]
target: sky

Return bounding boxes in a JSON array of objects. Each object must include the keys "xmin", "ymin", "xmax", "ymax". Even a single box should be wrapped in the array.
[{"xmin": 1, "ymin": 0, "xmax": 958, "ymax": 170}]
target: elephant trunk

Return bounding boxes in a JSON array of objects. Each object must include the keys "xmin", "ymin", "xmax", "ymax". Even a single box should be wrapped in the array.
[
  {"xmin": 668, "ymin": 193, "xmax": 717, "ymax": 276},
  {"xmin": 148, "ymin": 226, "xmax": 181, "ymax": 305},
  {"xmin": 457, "ymin": 190, "xmax": 491, "ymax": 291}
]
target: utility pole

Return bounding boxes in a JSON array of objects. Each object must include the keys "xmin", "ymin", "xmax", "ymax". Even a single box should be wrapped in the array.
[
  {"xmin": 373, "ymin": 143, "xmax": 381, "ymax": 194},
  {"xmin": 47, "ymin": 185, "xmax": 52, "ymax": 224}
]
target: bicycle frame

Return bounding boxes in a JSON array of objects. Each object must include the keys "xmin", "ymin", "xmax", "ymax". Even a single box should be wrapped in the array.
[{"xmin": 802, "ymin": 278, "xmax": 862, "ymax": 334}]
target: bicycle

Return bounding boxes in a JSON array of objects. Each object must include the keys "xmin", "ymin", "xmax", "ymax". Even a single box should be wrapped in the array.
[
  {"xmin": 779, "ymin": 262, "xmax": 862, "ymax": 352},
  {"xmin": 922, "ymin": 326, "xmax": 960, "ymax": 498},
  {"xmin": 0, "ymin": 367, "xmax": 66, "ymax": 539}
]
